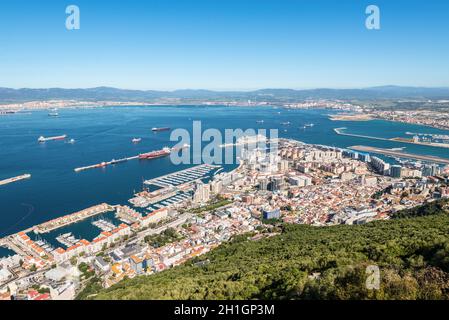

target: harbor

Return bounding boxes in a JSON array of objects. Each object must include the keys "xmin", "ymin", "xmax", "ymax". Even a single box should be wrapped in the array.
[
  {"xmin": 2, "ymin": 106, "xmax": 449, "ymax": 242},
  {"xmin": 127, "ymin": 164, "xmax": 222, "ymax": 211}
]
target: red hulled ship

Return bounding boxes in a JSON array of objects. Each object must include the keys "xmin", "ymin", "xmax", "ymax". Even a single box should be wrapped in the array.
[{"xmin": 139, "ymin": 147, "xmax": 171, "ymax": 160}]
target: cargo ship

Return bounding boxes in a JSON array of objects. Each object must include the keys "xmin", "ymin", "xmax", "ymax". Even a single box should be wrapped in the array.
[
  {"xmin": 151, "ymin": 127, "xmax": 171, "ymax": 132},
  {"xmin": 0, "ymin": 174, "xmax": 31, "ymax": 186},
  {"xmin": 139, "ymin": 147, "xmax": 171, "ymax": 160},
  {"xmin": 38, "ymin": 135, "xmax": 67, "ymax": 143}
]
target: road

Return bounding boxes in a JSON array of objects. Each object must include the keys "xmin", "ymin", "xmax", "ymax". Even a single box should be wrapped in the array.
[{"xmin": 349, "ymin": 145, "xmax": 449, "ymax": 165}]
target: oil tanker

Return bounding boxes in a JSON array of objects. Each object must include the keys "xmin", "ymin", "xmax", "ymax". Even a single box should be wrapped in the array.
[
  {"xmin": 38, "ymin": 135, "xmax": 67, "ymax": 143},
  {"xmin": 139, "ymin": 147, "xmax": 171, "ymax": 160}
]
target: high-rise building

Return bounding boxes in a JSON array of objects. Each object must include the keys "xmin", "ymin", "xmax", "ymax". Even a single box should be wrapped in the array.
[
  {"xmin": 277, "ymin": 160, "xmax": 289, "ymax": 173},
  {"xmin": 262, "ymin": 208, "xmax": 281, "ymax": 220},
  {"xmin": 390, "ymin": 165, "xmax": 403, "ymax": 178},
  {"xmin": 193, "ymin": 181, "xmax": 210, "ymax": 204},
  {"xmin": 269, "ymin": 177, "xmax": 284, "ymax": 191},
  {"xmin": 210, "ymin": 179, "xmax": 223, "ymax": 194},
  {"xmin": 258, "ymin": 178, "xmax": 269, "ymax": 191},
  {"xmin": 371, "ymin": 156, "xmax": 390, "ymax": 175}
]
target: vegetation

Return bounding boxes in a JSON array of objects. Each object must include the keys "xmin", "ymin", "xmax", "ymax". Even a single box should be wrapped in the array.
[
  {"xmin": 75, "ymin": 277, "xmax": 103, "ymax": 300},
  {"xmin": 144, "ymin": 228, "xmax": 183, "ymax": 248},
  {"xmin": 190, "ymin": 200, "xmax": 233, "ymax": 214},
  {"xmin": 78, "ymin": 262, "xmax": 95, "ymax": 280},
  {"xmin": 83, "ymin": 200, "xmax": 449, "ymax": 300},
  {"xmin": 391, "ymin": 198, "xmax": 448, "ymax": 219},
  {"xmin": 31, "ymin": 285, "xmax": 50, "ymax": 294}
]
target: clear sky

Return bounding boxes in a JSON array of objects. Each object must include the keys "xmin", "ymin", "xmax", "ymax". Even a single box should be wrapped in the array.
[{"xmin": 0, "ymin": 0, "xmax": 448, "ymax": 90}]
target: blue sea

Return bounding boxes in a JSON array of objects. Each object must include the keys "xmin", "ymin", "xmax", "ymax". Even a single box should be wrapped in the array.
[{"xmin": 1, "ymin": 105, "xmax": 449, "ymax": 254}]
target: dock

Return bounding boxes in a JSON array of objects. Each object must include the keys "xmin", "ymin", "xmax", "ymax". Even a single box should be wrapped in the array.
[
  {"xmin": 144, "ymin": 164, "xmax": 221, "ymax": 188},
  {"xmin": 73, "ymin": 145, "xmax": 190, "ymax": 172},
  {"xmin": 348, "ymin": 145, "xmax": 449, "ymax": 165},
  {"xmin": 34, "ymin": 203, "xmax": 114, "ymax": 234},
  {"xmin": 74, "ymin": 156, "xmax": 138, "ymax": 172}
]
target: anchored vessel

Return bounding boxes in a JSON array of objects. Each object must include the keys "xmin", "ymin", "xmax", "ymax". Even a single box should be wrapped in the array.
[
  {"xmin": 151, "ymin": 127, "xmax": 171, "ymax": 132},
  {"xmin": 139, "ymin": 147, "xmax": 171, "ymax": 160},
  {"xmin": 0, "ymin": 174, "xmax": 31, "ymax": 186},
  {"xmin": 38, "ymin": 135, "xmax": 67, "ymax": 143}
]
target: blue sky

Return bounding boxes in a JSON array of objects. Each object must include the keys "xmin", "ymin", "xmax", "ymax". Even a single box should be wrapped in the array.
[{"xmin": 0, "ymin": 0, "xmax": 448, "ymax": 90}]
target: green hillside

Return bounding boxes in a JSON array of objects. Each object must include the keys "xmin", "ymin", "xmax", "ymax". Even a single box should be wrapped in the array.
[{"xmin": 83, "ymin": 200, "xmax": 449, "ymax": 300}]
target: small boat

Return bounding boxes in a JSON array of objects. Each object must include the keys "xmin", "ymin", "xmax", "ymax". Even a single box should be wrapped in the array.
[
  {"xmin": 48, "ymin": 109, "xmax": 59, "ymax": 117},
  {"xmin": 68, "ymin": 139, "xmax": 76, "ymax": 144},
  {"xmin": 132, "ymin": 138, "xmax": 142, "ymax": 143}
]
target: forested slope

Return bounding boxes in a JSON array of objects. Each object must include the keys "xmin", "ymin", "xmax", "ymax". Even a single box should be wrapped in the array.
[{"xmin": 85, "ymin": 200, "xmax": 449, "ymax": 300}]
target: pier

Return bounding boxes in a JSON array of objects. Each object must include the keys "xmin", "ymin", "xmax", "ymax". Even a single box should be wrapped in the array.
[
  {"xmin": 144, "ymin": 164, "xmax": 221, "ymax": 188},
  {"xmin": 73, "ymin": 145, "xmax": 190, "ymax": 172},
  {"xmin": 348, "ymin": 145, "xmax": 449, "ymax": 165},
  {"xmin": 74, "ymin": 156, "xmax": 138, "ymax": 172}
]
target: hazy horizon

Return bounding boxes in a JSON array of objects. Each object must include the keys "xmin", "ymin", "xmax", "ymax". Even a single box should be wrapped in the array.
[{"xmin": 2, "ymin": 84, "xmax": 449, "ymax": 92}]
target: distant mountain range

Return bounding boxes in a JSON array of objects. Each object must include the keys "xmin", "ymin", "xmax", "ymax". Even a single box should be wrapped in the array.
[{"xmin": 1, "ymin": 85, "xmax": 449, "ymax": 103}]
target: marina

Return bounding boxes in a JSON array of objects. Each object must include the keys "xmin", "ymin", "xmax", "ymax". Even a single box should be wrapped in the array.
[
  {"xmin": 144, "ymin": 164, "xmax": 221, "ymax": 188},
  {"xmin": 34, "ymin": 203, "xmax": 114, "ymax": 234},
  {"xmin": 55, "ymin": 233, "xmax": 80, "ymax": 248},
  {"xmin": 91, "ymin": 219, "xmax": 116, "ymax": 232}
]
